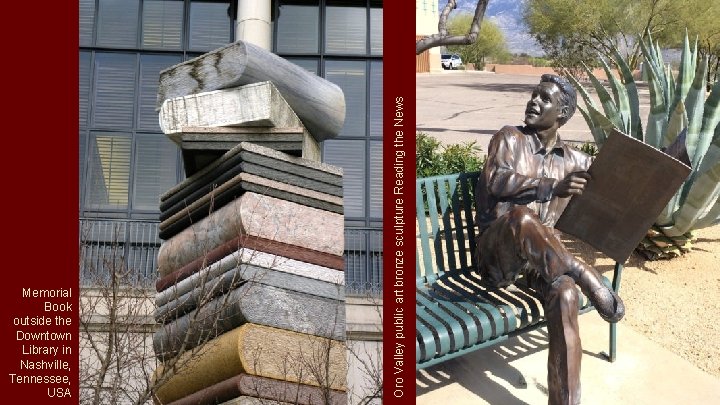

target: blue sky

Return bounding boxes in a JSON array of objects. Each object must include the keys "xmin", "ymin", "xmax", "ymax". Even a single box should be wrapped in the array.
[{"xmin": 448, "ymin": 0, "xmax": 544, "ymax": 55}]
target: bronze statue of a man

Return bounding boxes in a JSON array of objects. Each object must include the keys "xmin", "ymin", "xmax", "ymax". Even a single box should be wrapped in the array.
[{"xmin": 474, "ymin": 74, "xmax": 625, "ymax": 405}]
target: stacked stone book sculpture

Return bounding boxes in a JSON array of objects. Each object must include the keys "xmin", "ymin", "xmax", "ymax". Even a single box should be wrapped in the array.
[{"xmin": 151, "ymin": 40, "xmax": 347, "ymax": 405}]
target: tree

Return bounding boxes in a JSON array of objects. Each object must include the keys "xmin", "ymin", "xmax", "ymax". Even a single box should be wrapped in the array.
[
  {"xmin": 416, "ymin": 0, "xmax": 490, "ymax": 55},
  {"xmin": 446, "ymin": 15, "xmax": 509, "ymax": 68},
  {"xmin": 522, "ymin": 0, "xmax": 687, "ymax": 72},
  {"xmin": 79, "ymin": 220, "xmax": 251, "ymax": 405},
  {"xmin": 79, "ymin": 220, "xmax": 385, "ymax": 404},
  {"xmin": 662, "ymin": 0, "xmax": 720, "ymax": 83}
]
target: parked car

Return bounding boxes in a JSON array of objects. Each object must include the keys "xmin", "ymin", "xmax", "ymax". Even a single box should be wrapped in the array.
[{"xmin": 441, "ymin": 54, "xmax": 462, "ymax": 70}]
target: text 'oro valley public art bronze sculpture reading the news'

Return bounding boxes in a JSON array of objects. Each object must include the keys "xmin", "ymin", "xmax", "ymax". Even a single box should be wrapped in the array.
[{"xmin": 474, "ymin": 74, "xmax": 625, "ymax": 405}]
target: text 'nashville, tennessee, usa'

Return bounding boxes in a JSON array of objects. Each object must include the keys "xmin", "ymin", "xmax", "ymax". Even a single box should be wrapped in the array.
[
  {"xmin": 8, "ymin": 288, "xmax": 74, "ymax": 399},
  {"xmin": 391, "ymin": 95, "xmax": 408, "ymax": 398}
]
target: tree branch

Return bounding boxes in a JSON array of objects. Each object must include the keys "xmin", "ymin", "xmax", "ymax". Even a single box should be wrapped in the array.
[{"xmin": 416, "ymin": 0, "xmax": 490, "ymax": 55}]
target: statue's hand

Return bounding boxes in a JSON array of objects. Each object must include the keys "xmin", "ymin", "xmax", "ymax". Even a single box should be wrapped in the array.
[{"xmin": 552, "ymin": 171, "xmax": 591, "ymax": 198}]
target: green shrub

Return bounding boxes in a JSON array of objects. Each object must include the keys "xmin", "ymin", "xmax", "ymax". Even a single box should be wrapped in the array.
[
  {"xmin": 416, "ymin": 132, "xmax": 485, "ymax": 177},
  {"xmin": 575, "ymin": 142, "xmax": 599, "ymax": 157},
  {"xmin": 416, "ymin": 133, "xmax": 486, "ymax": 213},
  {"xmin": 529, "ymin": 56, "xmax": 551, "ymax": 67},
  {"xmin": 416, "ymin": 133, "xmax": 442, "ymax": 178},
  {"xmin": 440, "ymin": 142, "xmax": 485, "ymax": 174}
]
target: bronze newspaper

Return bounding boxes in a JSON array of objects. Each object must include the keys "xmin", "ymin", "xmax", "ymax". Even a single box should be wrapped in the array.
[{"xmin": 555, "ymin": 130, "xmax": 691, "ymax": 263}]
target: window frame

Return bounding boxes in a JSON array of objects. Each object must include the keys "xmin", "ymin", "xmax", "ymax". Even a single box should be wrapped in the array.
[
  {"xmin": 273, "ymin": 0, "xmax": 383, "ymax": 226},
  {"xmin": 79, "ymin": 0, "xmax": 236, "ymax": 219}
]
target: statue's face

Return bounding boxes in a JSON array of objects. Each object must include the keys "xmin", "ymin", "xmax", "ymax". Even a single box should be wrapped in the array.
[{"xmin": 524, "ymin": 82, "xmax": 563, "ymax": 130}]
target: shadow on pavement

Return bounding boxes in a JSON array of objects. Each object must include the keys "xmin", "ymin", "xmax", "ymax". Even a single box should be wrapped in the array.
[{"xmin": 416, "ymin": 331, "xmax": 550, "ymax": 405}]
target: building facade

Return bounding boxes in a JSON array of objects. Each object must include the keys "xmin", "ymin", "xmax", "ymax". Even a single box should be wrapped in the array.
[
  {"xmin": 79, "ymin": 1, "xmax": 384, "ymax": 403},
  {"xmin": 416, "ymin": 0, "xmax": 442, "ymax": 72},
  {"xmin": 79, "ymin": 0, "xmax": 383, "ymax": 296}
]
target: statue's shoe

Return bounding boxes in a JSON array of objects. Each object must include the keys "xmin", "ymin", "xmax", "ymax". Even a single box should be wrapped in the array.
[{"xmin": 589, "ymin": 286, "xmax": 625, "ymax": 323}]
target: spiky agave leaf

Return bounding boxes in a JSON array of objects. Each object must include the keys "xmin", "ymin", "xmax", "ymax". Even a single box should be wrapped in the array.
[
  {"xmin": 656, "ymin": 107, "xmax": 688, "ymax": 227},
  {"xmin": 697, "ymin": 111, "xmax": 720, "ymax": 176},
  {"xmin": 675, "ymin": 63, "xmax": 715, "ymax": 220},
  {"xmin": 585, "ymin": 104, "xmax": 617, "ymax": 142},
  {"xmin": 577, "ymin": 105, "xmax": 609, "ymax": 147},
  {"xmin": 565, "ymin": 69, "xmax": 608, "ymax": 146},
  {"xmin": 664, "ymin": 160, "xmax": 720, "ymax": 236},
  {"xmin": 683, "ymin": 56, "xmax": 708, "ymax": 171},
  {"xmin": 582, "ymin": 63, "xmax": 623, "ymax": 130},
  {"xmin": 600, "ymin": 58, "xmax": 631, "ymax": 132},
  {"xmin": 693, "ymin": 81, "xmax": 720, "ymax": 173},
  {"xmin": 640, "ymin": 38, "xmax": 669, "ymax": 148},
  {"xmin": 692, "ymin": 196, "xmax": 720, "ymax": 229},
  {"xmin": 664, "ymin": 102, "xmax": 689, "ymax": 148},
  {"xmin": 691, "ymin": 35, "xmax": 699, "ymax": 77},
  {"xmin": 665, "ymin": 122, "xmax": 720, "ymax": 235},
  {"xmin": 570, "ymin": 29, "xmax": 720, "ymax": 256},
  {"xmin": 564, "ymin": 68, "xmax": 599, "ymax": 111},
  {"xmin": 667, "ymin": 64, "xmax": 676, "ymax": 103},
  {"xmin": 610, "ymin": 46, "xmax": 643, "ymax": 141},
  {"xmin": 670, "ymin": 32, "xmax": 694, "ymax": 115},
  {"xmin": 656, "ymin": 125, "xmax": 688, "ymax": 227},
  {"xmin": 651, "ymin": 32, "xmax": 668, "ymax": 89}
]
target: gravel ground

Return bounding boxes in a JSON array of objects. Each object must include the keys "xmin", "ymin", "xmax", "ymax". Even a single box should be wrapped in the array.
[{"xmin": 566, "ymin": 224, "xmax": 720, "ymax": 378}]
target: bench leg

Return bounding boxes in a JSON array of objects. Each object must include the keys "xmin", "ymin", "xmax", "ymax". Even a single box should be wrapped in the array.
[
  {"xmin": 608, "ymin": 322, "xmax": 617, "ymax": 362},
  {"xmin": 607, "ymin": 261, "xmax": 622, "ymax": 363}
]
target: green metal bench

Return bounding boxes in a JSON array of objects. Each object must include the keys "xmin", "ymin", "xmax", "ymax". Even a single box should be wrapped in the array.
[{"xmin": 415, "ymin": 171, "xmax": 623, "ymax": 369}]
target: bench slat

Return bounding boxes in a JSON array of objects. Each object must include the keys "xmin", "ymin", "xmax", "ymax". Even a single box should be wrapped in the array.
[
  {"xmin": 416, "ymin": 180, "xmax": 434, "ymax": 282},
  {"xmin": 415, "ymin": 171, "xmax": 622, "ymax": 369},
  {"xmin": 416, "ymin": 303, "xmax": 453, "ymax": 359},
  {"xmin": 436, "ymin": 178, "xmax": 457, "ymax": 272},
  {"xmin": 416, "ymin": 290, "xmax": 469, "ymax": 352},
  {"xmin": 416, "ymin": 318, "xmax": 436, "ymax": 363},
  {"xmin": 450, "ymin": 178, "xmax": 469, "ymax": 270},
  {"xmin": 428, "ymin": 287, "xmax": 493, "ymax": 343},
  {"xmin": 454, "ymin": 271, "xmax": 536, "ymax": 329}
]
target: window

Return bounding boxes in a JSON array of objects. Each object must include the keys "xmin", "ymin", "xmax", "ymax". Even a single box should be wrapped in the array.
[
  {"xmin": 275, "ymin": 0, "xmax": 383, "ymax": 225},
  {"xmin": 189, "ymin": 1, "xmax": 232, "ymax": 51},
  {"xmin": 92, "ymin": 53, "xmax": 136, "ymax": 128},
  {"xmin": 80, "ymin": 0, "xmax": 234, "ymax": 217},
  {"xmin": 274, "ymin": 1, "xmax": 383, "ymax": 293},
  {"xmin": 276, "ymin": 1, "xmax": 319, "ymax": 54},
  {"xmin": 81, "ymin": 52, "xmax": 183, "ymax": 215},
  {"xmin": 133, "ymin": 134, "xmax": 180, "ymax": 210},
  {"xmin": 324, "ymin": 139, "xmax": 365, "ymax": 218},
  {"xmin": 326, "ymin": 60, "xmax": 367, "ymax": 137},
  {"xmin": 96, "ymin": 0, "xmax": 140, "ymax": 48},
  {"xmin": 81, "ymin": 0, "xmax": 233, "ymax": 52},
  {"xmin": 85, "ymin": 133, "xmax": 132, "ymax": 210},
  {"xmin": 142, "ymin": 0, "xmax": 184, "ymax": 49},
  {"xmin": 325, "ymin": 2, "xmax": 366, "ymax": 54},
  {"xmin": 138, "ymin": 55, "xmax": 183, "ymax": 130}
]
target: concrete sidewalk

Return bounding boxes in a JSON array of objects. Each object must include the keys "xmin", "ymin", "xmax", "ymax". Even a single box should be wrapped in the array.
[
  {"xmin": 416, "ymin": 311, "xmax": 720, "ymax": 404},
  {"xmin": 416, "ymin": 71, "xmax": 650, "ymax": 154},
  {"xmin": 415, "ymin": 71, "xmax": 719, "ymax": 403}
]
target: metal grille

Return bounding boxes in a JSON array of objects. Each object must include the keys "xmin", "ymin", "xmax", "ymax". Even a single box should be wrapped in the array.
[
  {"xmin": 345, "ymin": 227, "xmax": 383, "ymax": 296},
  {"xmin": 80, "ymin": 220, "xmax": 385, "ymax": 294},
  {"xmin": 79, "ymin": 218, "xmax": 160, "ymax": 286}
]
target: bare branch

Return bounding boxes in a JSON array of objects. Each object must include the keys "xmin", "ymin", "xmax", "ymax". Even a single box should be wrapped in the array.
[{"xmin": 416, "ymin": 0, "xmax": 490, "ymax": 55}]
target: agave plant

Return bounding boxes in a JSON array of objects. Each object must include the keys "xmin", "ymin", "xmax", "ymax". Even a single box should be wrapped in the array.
[{"xmin": 567, "ymin": 32, "xmax": 720, "ymax": 259}]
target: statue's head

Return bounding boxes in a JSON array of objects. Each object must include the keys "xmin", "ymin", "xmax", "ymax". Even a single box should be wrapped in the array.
[{"xmin": 524, "ymin": 74, "xmax": 577, "ymax": 129}]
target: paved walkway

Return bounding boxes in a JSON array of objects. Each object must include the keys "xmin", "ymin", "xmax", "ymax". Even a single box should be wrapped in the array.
[
  {"xmin": 414, "ymin": 71, "xmax": 720, "ymax": 404},
  {"xmin": 416, "ymin": 70, "xmax": 650, "ymax": 154},
  {"xmin": 417, "ymin": 313, "xmax": 720, "ymax": 404}
]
